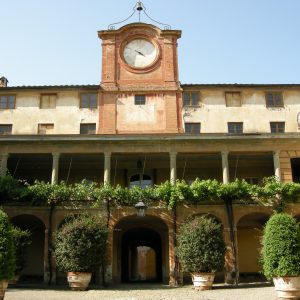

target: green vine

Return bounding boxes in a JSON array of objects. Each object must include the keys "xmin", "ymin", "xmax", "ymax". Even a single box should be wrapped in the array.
[{"xmin": 1, "ymin": 175, "xmax": 300, "ymax": 210}]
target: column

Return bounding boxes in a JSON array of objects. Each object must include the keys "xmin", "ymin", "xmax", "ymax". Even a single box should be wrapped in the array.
[
  {"xmin": 273, "ymin": 150, "xmax": 281, "ymax": 181},
  {"xmin": 169, "ymin": 152, "xmax": 177, "ymax": 184},
  {"xmin": 43, "ymin": 229, "xmax": 50, "ymax": 284},
  {"xmin": 104, "ymin": 152, "xmax": 111, "ymax": 184},
  {"xmin": 0, "ymin": 153, "xmax": 9, "ymax": 177},
  {"xmin": 221, "ymin": 151, "xmax": 230, "ymax": 184},
  {"xmin": 51, "ymin": 153, "xmax": 60, "ymax": 184}
]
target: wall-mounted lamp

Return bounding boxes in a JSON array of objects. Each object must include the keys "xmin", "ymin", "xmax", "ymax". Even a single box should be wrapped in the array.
[{"xmin": 134, "ymin": 200, "xmax": 147, "ymax": 217}]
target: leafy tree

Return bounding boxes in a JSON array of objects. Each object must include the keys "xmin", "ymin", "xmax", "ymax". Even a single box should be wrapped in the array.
[
  {"xmin": 177, "ymin": 216, "xmax": 225, "ymax": 273},
  {"xmin": 0, "ymin": 209, "xmax": 16, "ymax": 280}
]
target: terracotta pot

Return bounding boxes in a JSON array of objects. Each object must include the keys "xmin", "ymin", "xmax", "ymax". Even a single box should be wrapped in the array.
[
  {"xmin": 191, "ymin": 273, "xmax": 215, "ymax": 291},
  {"xmin": 273, "ymin": 276, "xmax": 300, "ymax": 299},
  {"xmin": 0, "ymin": 280, "xmax": 8, "ymax": 300},
  {"xmin": 67, "ymin": 272, "xmax": 92, "ymax": 291}
]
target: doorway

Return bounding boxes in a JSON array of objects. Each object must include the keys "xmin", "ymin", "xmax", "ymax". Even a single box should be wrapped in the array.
[{"xmin": 121, "ymin": 228, "xmax": 162, "ymax": 282}]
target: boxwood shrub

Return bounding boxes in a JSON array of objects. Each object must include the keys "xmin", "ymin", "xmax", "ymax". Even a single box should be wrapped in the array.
[
  {"xmin": 54, "ymin": 214, "xmax": 108, "ymax": 273},
  {"xmin": 176, "ymin": 215, "xmax": 225, "ymax": 273},
  {"xmin": 261, "ymin": 213, "xmax": 300, "ymax": 279}
]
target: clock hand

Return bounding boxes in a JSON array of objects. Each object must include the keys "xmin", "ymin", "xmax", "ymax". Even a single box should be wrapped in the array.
[{"xmin": 135, "ymin": 50, "xmax": 145, "ymax": 57}]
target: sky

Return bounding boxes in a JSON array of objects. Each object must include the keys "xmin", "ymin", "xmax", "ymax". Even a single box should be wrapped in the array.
[{"xmin": 1, "ymin": 0, "xmax": 300, "ymax": 86}]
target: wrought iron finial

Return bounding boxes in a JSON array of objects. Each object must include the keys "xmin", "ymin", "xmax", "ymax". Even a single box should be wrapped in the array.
[{"xmin": 107, "ymin": 1, "xmax": 171, "ymax": 30}]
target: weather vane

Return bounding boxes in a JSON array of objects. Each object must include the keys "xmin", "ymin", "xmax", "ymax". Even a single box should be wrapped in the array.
[{"xmin": 108, "ymin": 1, "xmax": 171, "ymax": 30}]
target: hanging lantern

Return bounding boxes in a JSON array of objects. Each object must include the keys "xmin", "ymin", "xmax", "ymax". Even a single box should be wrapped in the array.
[{"xmin": 134, "ymin": 200, "xmax": 147, "ymax": 217}]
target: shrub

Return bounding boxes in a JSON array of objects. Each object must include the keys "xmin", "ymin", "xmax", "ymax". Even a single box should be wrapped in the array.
[
  {"xmin": 176, "ymin": 215, "xmax": 225, "ymax": 273},
  {"xmin": 11, "ymin": 227, "xmax": 32, "ymax": 274},
  {"xmin": 261, "ymin": 213, "xmax": 300, "ymax": 279},
  {"xmin": 0, "ymin": 209, "xmax": 16, "ymax": 280},
  {"xmin": 54, "ymin": 214, "xmax": 108, "ymax": 272}
]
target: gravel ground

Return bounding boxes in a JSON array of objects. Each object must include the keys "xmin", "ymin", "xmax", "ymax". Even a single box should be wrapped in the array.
[{"xmin": 4, "ymin": 283, "xmax": 277, "ymax": 300}]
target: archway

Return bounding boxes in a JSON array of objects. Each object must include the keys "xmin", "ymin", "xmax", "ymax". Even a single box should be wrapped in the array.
[
  {"xmin": 10, "ymin": 214, "xmax": 46, "ymax": 283},
  {"xmin": 113, "ymin": 215, "xmax": 169, "ymax": 284},
  {"xmin": 122, "ymin": 227, "xmax": 161, "ymax": 282},
  {"xmin": 237, "ymin": 213, "xmax": 270, "ymax": 282}
]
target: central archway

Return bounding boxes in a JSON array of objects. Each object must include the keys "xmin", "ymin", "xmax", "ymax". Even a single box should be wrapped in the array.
[
  {"xmin": 122, "ymin": 227, "xmax": 162, "ymax": 282},
  {"xmin": 113, "ymin": 215, "xmax": 169, "ymax": 284}
]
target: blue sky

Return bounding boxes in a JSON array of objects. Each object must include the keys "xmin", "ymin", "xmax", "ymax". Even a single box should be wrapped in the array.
[{"xmin": 1, "ymin": 0, "xmax": 300, "ymax": 86}]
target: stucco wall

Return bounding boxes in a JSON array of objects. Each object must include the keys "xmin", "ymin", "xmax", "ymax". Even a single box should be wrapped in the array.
[
  {"xmin": 0, "ymin": 90, "xmax": 98, "ymax": 134},
  {"xmin": 182, "ymin": 89, "xmax": 300, "ymax": 133}
]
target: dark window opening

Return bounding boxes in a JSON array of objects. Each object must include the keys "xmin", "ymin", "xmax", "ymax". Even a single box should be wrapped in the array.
[
  {"xmin": 0, "ymin": 124, "xmax": 12, "ymax": 135},
  {"xmin": 80, "ymin": 94, "xmax": 97, "ymax": 109},
  {"xmin": 265, "ymin": 92, "xmax": 283, "ymax": 108},
  {"xmin": 291, "ymin": 158, "xmax": 300, "ymax": 183},
  {"xmin": 183, "ymin": 91, "xmax": 199, "ymax": 106},
  {"xmin": 270, "ymin": 122, "xmax": 285, "ymax": 133},
  {"xmin": 0, "ymin": 95, "xmax": 15, "ymax": 109},
  {"xmin": 185, "ymin": 123, "xmax": 201, "ymax": 133},
  {"xmin": 228, "ymin": 122, "xmax": 243, "ymax": 134},
  {"xmin": 129, "ymin": 174, "xmax": 152, "ymax": 189},
  {"xmin": 80, "ymin": 123, "xmax": 96, "ymax": 134},
  {"xmin": 135, "ymin": 95, "xmax": 146, "ymax": 105}
]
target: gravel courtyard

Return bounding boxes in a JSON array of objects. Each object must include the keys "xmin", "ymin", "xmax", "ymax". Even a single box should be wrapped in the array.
[{"xmin": 4, "ymin": 283, "xmax": 277, "ymax": 300}]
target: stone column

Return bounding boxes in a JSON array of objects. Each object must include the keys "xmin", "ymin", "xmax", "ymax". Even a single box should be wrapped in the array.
[
  {"xmin": 104, "ymin": 152, "xmax": 111, "ymax": 184},
  {"xmin": 169, "ymin": 152, "xmax": 177, "ymax": 184},
  {"xmin": 43, "ymin": 229, "xmax": 50, "ymax": 284},
  {"xmin": 0, "ymin": 153, "xmax": 9, "ymax": 177},
  {"xmin": 273, "ymin": 150, "xmax": 281, "ymax": 181},
  {"xmin": 51, "ymin": 153, "xmax": 60, "ymax": 184},
  {"xmin": 221, "ymin": 151, "xmax": 230, "ymax": 184}
]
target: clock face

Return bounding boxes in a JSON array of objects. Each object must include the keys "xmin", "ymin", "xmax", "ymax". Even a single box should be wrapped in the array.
[{"xmin": 123, "ymin": 39, "xmax": 157, "ymax": 68}]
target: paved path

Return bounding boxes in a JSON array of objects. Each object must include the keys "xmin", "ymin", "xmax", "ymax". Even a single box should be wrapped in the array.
[{"xmin": 4, "ymin": 283, "xmax": 277, "ymax": 300}]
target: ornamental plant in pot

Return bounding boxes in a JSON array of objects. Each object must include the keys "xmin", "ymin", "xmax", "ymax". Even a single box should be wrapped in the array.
[
  {"xmin": 0, "ymin": 209, "xmax": 16, "ymax": 300},
  {"xmin": 261, "ymin": 213, "xmax": 300, "ymax": 299},
  {"xmin": 177, "ymin": 215, "xmax": 225, "ymax": 291},
  {"xmin": 54, "ymin": 214, "xmax": 108, "ymax": 291}
]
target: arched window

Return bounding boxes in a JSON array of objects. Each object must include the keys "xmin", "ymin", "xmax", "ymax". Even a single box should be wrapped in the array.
[{"xmin": 129, "ymin": 174, "xmax": 153, "ymax": 189}]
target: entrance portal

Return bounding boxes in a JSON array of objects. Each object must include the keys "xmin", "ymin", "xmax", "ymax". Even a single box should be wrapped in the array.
[
  {"xmin": 113, "ymin": 215, "xmax": 169, "ymax": 284},
  {"xmin": 122, "ymin": 228, "xmax": 162, "ymax": 282}
]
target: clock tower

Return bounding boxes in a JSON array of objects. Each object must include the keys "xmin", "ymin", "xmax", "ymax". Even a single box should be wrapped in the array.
[{"xmin": 98, "ymin": 22, "xmax": 182, "ymax": 134}]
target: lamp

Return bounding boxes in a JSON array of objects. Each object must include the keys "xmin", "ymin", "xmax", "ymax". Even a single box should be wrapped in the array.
[{"xmin": 135, "ymin": 200, "xmax": 147, "ymax": 217}]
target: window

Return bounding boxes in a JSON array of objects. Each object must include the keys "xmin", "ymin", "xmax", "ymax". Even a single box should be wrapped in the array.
[
  {"xmin": 185, "ymin": 123, "xmax": 201, "ymax": 133},
  {"xmin": 265, "ymin": 92, "xmax": 283, "ymax": 108},
  {"xmin": 40, "ymin": 94, "xmax": 56, "ymax": 109},
  {"xmin": 134, "ymin": 95, "xmax": 146, "ymax": 105},
  {"xmin": 129, "ymin": 174, "xmax": 153, "ymax": 189},
  {"xmin": 80, "ymin": 123, "xmax": 96, "ymax": 134},
  {"xmin": 270, "ymin": 122, "xmax": 285, "ymax": 133},
  {"xmin": 244, "ymin": 177, "xmax": 260, "ymax": 185},
  {"xmin": 183, "ymin": 91, "xmax": 199, "ymax": 106},
  {"xmin": 38, "ymin": 123, "xmax": 54, "ymax": 134},
  {"xmin": 80, "ymin": 93, "xmax": 97, "ymax": 109},
  {"xmin": 228, "ymin": 122, "xmax": 243, "ymax": 134},
  {"xmin": 0, "ymin": 95, "xmax": 15, "ymax": 109},
  {"xmin": 225, "ymin": 92, "xmax": 241, "ymax": 107},
  {"xmin": 0, "ymin": 124, "xmax": 12, "ymax": 135}
]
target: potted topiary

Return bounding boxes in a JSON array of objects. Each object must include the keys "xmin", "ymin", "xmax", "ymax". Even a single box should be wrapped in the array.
[
  {"xmin": 0, "ymin": 209, "xmax": 16, "ymax": 300},
  {"xmin": 261, "ymin": 213, "xmax": 300, "ymax": 299},
  {"xmin": 10, "ymin": 226, "xmax": 31, "ymax": 283},
  {"xmin": 176, "ymin": 215, "xmax": 225, "ymax": 290},
  {"xmin": 54, "ymin": 214, "xmax": 108, "ymax": 291}
]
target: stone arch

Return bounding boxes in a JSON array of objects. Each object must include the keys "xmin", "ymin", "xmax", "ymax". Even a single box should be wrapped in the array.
[
  {"xmin": 236, "ymin": 212, "xmax": 270, "ymax": 282},
  {"xmin": 112, "ymin": 214, "xmax": 169, "ymax": 284},
  {"xmin": 10, "ymin": 214, "xmax": 46, "ymax": 283},
  {"xmin": 186, "ymin": 212, "xmax": 223, "ymax": 226}
]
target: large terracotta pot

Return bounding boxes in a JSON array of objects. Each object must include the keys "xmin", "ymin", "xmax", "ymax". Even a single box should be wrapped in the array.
[
  {"xmin": 0, "ymin": 280, "xmax": 8, "ymax": 300},
  {"xmin": 191, "ymin": 273, "xmax": 215, "ymax": 291},
  {"xmin": 273, "ymin": 276, "xmax": 300, "ymax": 299},
  {"xmin": 67, "ymin": 272, "xmax": 92, "ymax": 291}
]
